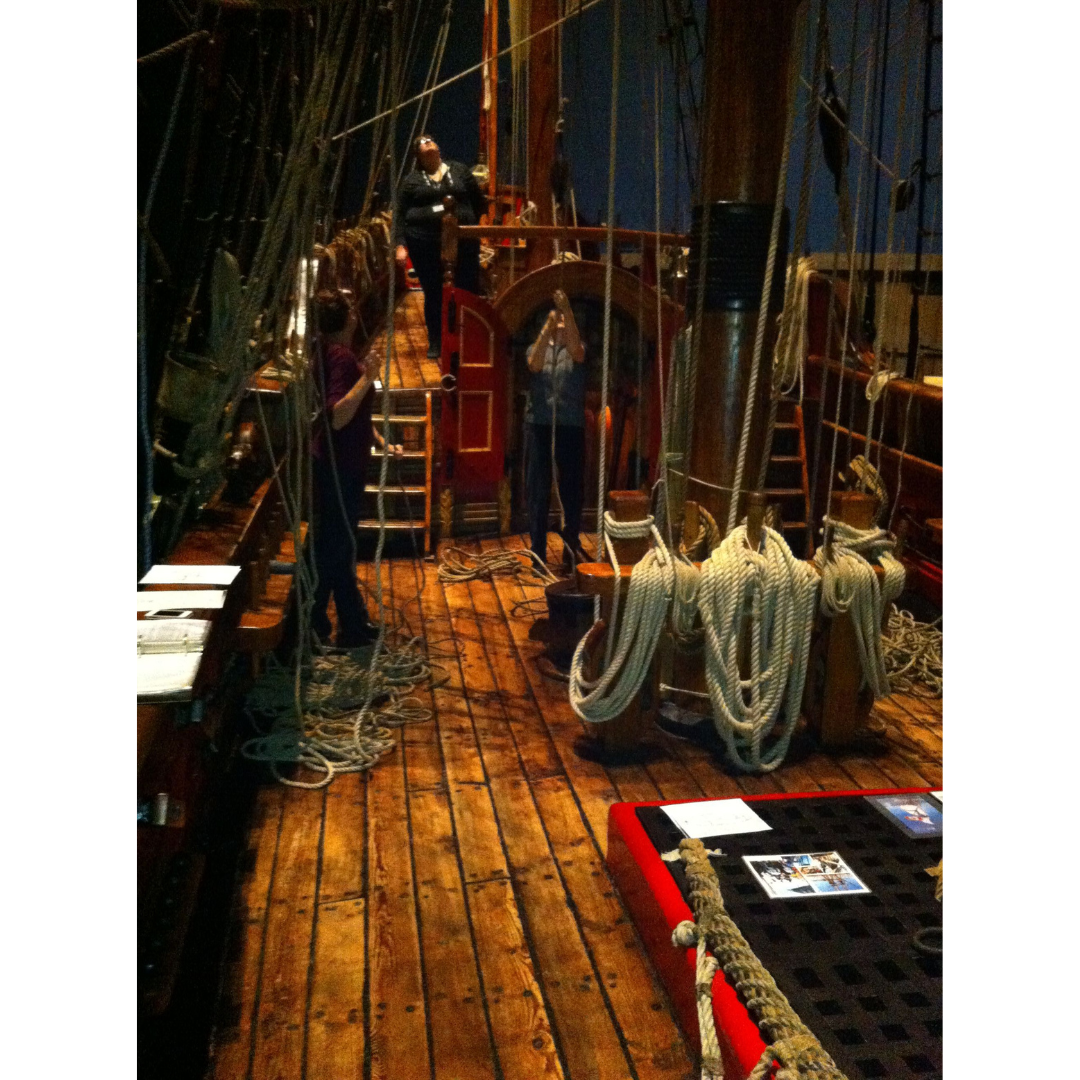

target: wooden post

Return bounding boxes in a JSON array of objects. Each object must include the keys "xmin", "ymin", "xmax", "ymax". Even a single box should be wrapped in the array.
[
  {"xmin": 574, "ymin": 490, "xmax": 657, "ymax": 753},
  {"xmin": 685, "ymin": 0, "xmax": 800, "ymax": 534},
  {"xmin": 526, "ymin": 0, "xmax": 558, "ymax": 269},
  {"xmin": 805, "ymin": 491, "xmax": 882, "ymax": 748}
]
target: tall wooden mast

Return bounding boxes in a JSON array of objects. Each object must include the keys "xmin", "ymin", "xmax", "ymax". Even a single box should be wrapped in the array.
[
  {"xmin": 685, "ymin": 0, "xmax": 801, "ymax": 532},
  {"xmin": 526, "ymin": 0, "xmax": 559, "ymax": 267},
  {"xmin": 479, "ymin": 0, "xmax": 499, "ymax": 217}
]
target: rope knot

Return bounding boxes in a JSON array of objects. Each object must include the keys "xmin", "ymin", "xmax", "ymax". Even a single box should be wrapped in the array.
[{"xmin": 672, "ymin": 920, "xmax": 701, "ymax": 948}]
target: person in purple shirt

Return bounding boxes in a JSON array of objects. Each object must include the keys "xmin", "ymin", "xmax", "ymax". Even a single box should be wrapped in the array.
[{"xmin": 310, "ymin": 291, "xmax": 381, "ymax": 647}]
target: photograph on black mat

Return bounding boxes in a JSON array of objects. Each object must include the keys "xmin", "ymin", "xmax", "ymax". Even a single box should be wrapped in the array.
[
  {"xmin": 743, "ymin": 851, "xmax": 871, "ymax": 900},
  {"xmin": 865, "ymin": 793, "xmax": 944, "ymax": 839}
]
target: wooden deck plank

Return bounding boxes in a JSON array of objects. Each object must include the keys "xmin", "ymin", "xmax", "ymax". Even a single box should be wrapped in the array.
[
  {"xmin": 367, "ymin": 730, "xmax": 430, "ymax": 1080},
  {"xmin": 249, "ymin": 786, "xmax": 325, "ymax": 1080},
  {"xmin": 317, "ymin": 772, "xmax": 365, "ymax": 904},
  {"xmin": 468, "ymin": 875, "xmax": 566, "ymax": 1080},
  {"xmin": 487, "ymin": 775, "xmax": 637, "ymax": 1080},
  {"xmin": 532, "ymin": 775, "xmax": 697, "ymax": 1080},
  {"xmin": 307, "ymin": 897, "xmax": 366, "ymax": 1080},
  {"xmin": 388, "ymin": 557, "xmax": 444, "ymax": 793},
  {"xmin": 409, "ymin": 787, "xmax": 499, "ymax": 1080},
  {"xmin": 210, "ymin": 785, "xmax": 285, "ymax": 1080}
]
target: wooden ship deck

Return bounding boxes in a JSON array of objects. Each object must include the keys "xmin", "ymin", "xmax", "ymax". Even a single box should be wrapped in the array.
[
  {"xmin": 207, "ymin": 539, "xmax": 940, "ymax": 1080},
  {"xmin": 203, "ymin": 303, "xmax": 942, "ymax": 1080}
]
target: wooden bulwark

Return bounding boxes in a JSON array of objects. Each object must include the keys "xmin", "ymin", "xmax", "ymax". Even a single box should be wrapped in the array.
[{"xmin": 207, "ymin": 532, "xmax": 942, "ymax": 1080}]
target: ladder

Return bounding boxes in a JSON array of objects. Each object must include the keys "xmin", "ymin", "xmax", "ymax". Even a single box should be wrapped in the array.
[
  {"xmin": 358, "ymin": 388, "xmax": 433, "ymax": 555},
  {"xmin": 763, "ymin": 397, "xmax": 813, "ymax": 559}
]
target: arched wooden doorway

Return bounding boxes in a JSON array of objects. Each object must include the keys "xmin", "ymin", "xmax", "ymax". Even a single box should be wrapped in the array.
[{"xmin": 493, "ymin": 261, "xmax": 682, "ymax": 535}]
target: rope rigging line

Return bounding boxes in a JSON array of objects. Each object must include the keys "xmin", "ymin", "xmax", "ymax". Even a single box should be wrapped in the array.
[
  {"xmin": 139, "ymin": 13, "xmax": 205, "ymax": 573},
  {"xmin": 673, "ymin": 839, "xmax": 848, "ymax": 1080},
  {"xmin": 698, "ymin": 526, "xmax": 819, "ymax": 773},
  {"xmin": 331, "ymin": 0, "xmax": 609, "ymax": 141},
  {"xmin": 812, "ymin": 518, "xmax": 905, "ymax": 700}
]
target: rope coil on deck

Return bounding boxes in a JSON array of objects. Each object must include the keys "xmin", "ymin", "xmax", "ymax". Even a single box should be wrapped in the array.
[
  {"xmin": 882, "ymin": 608, "xmax": 942, "ymax": 697},
  {"xmin": 241, "ymin": 640, "xmax": 439, "ymax": 788},
  {"xmin": 674, "ymin": 838, "xmax": 848, "ymax": 1080}
]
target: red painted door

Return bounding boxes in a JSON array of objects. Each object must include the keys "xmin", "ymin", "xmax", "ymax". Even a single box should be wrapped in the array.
[{"xmin": 439, "ymin": 286, "xmax": 508, "ymax": 505}]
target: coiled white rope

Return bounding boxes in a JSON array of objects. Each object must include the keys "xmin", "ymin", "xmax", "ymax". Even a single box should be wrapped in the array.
[
  {"xmin": 699, "ymin": 526, "xmax": 819, "ymax": 773},
  {"xmin": 569, "ymin": 513, "xmax": 674, "ymax": 724},
  {"xmin": 240, "ymin": 639, "xmax": 441, "ymax": 789},
  {"xmin": 813, "ymin": 518, "xmax": 905, "ymax": 699},
  {"xmin": 882, "ymin": 607, "xmax": 942, "ymax": 698},
  {"xmin": 437, "ymin": 545, "xmax": 557, "ymax": 585}
]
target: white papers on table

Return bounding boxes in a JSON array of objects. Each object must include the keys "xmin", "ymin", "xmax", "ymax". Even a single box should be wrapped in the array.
[
  {"xmin": 137, "ymin": 590, "xmax": 226, "ymax": 612},
  {"xmin": 661, "ymin": 798, "xmax": 772, "ymax": 839},
  {"xmin": 931, "ymin": 791, "xmax": 943, "ymax": 802},
  {"xmin": 137, "ymin": 619, "xmax": 211, "ymax": 654},
  {"xmin": 138, "ymin": 651, "xmax": 204, "ymax": 698},
  {"xmin": 140, "ymin": 564, "xmax": 241, "ymax": 586}
]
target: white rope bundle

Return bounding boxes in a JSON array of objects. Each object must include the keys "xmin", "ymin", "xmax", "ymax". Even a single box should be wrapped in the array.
[
  {"xmin": 240, "ymin": 640, "xmax": 438, "ymax": 788},
  {"xmin": 813, "ymin": 518, "xmax": 906, "ymax": 699},
  {"xmin": 671, "ymin": 557, "xmax": 704, "ymax": 647},
  {"xmin": 569, "ymin": 513, "xmax": 674, "ymax": 724},
  {"xmin": 672, "ymin": 920, "xmax": 724, "ymax": 1080},
  {"xmin": 883, "ymin": 607, "xmax": 942, "ymax": 698},
  {"xmin": 437, "ymin": 545, "xmax": 557, "ymax": 585},
  {"xmin": 698, "ymin": 526, "xmax": 819, "ymax": 773}
]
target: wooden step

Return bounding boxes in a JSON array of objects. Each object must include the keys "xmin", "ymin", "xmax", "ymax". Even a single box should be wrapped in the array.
[
  {"xmin": 769, "ymin": 454, "xmax": 802, "ymax": 464},
  {"xmin": 369, "ymin": 447, "xmax": 426, "ymax": 458},
  {"xmin": 363, "ymin": 484, "xmax": 426, "ymax": 494},
  {"xmin": 356, "ymin": 519, "xmax": 423, "ymax": 530},
  {"xmin": 371, "ymin": 413, "xmax": 428, "ymax": 424},
  {"xmin": 765, "ymin": 488, "xmax": 806, "ymax": 498}
]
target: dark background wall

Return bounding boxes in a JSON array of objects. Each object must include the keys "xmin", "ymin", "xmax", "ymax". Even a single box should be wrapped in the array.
[{"xmin": 340, "ymin": 0, "xmax": 942, "ymax": 258}]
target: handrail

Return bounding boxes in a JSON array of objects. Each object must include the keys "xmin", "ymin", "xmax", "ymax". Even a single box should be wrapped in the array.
[{"xmin": 456, "ymin": 224, "xmax": 688, "ymax": 248}]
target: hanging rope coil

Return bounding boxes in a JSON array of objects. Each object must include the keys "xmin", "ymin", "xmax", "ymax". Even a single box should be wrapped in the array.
[
  {"xmin": 698, "ymin": 526, "xmax": 819, "ymax": 773},
  {"xmin": 569, "ymin": 513, "xmax": 674, "ymax": 724},
  {"xmin": 674, "ymin": 839, "xmax": 848, "ymax": 1080},
  {"xmin": 813, "ymin": 518, "xmax": 905, "ymax": 699}
]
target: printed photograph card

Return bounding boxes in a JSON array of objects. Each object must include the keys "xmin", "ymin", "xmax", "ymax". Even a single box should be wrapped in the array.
[
  {"xmin": 743, "ymin": 851, "xmax": 871, "ymax": 900},
  {"xmin": 865, "ymin": 793, "xmax": 943, "ymax": 838}
]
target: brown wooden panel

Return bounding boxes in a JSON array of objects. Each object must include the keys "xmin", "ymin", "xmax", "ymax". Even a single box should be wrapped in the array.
[
  {"xmin": 409, "ymin": 787, "xmax": 499, "ymax": 1080},
  {"xmin": 532, "ymin": 775, "xmax": 696, "ymax": 1080},
  {"xmin": 487, "ymin": 775, "xmax": 635, "ymax": 1080},
  {"xmin": 367, "ymin": 730, "xmax": 429, "ymax": 1080},
  {"xmin": 318, "ymin": 772, "xmax": 365, "ymax": 905},
  {"xmin": 467, "ymin": 876, "xmax": 565, "ymax": 1080},
  {"xmin": 210, "ymin": 785, "xmax": 285, "ymax": 1080},
  {"xmin": 307, "ymin": 899, "xmax": 366, "ymax": 1080},
  {"xmin": 249, "ymin": 787, "xmax": 324, "ymax": 1080}
]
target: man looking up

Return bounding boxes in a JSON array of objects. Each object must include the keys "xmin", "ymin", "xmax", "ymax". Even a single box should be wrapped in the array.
[{"xmin": 524, "ymin": 289, "xmax": 587, "ymax": 568}]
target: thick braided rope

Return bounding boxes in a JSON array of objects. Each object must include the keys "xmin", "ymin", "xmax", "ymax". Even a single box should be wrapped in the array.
[
  {"xmin": 812, "ymin": 518, "xmax": 905, "ymax": 699},
  {"xmin": 569, "ymin": 514, "xmax": 674, "ymax": 724},
  {"xmin": 676, "ymin": 839, "xmax": 848, "ymax": 1080},
  {"xmin": 672, "ymin": 921, "xmax": 724, "ymax": 1080},
  {"xmin": 699, "ymin": 527, "xmax": 818, "ymax": 773}
]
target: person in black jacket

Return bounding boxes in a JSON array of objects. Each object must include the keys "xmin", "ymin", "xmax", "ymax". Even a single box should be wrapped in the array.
[{"xmin": 394, "ymin": 134, "xmax": 486, "ymax": 358}]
